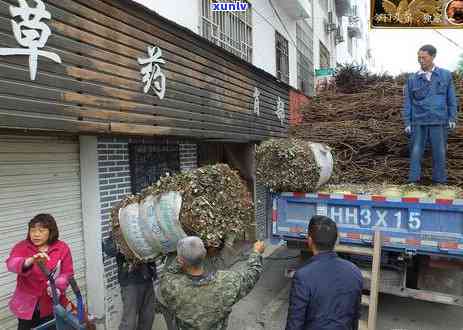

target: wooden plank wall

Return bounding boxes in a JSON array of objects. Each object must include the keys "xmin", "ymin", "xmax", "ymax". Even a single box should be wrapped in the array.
[{"xmin": 0, "ymin": 0, "xmax": 289, "ymax": 141}]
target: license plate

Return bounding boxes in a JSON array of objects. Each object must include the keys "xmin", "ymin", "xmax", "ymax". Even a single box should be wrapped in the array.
[{"xmin": 327, "ymin": 205, "xmax": 421, "ymax": 231}]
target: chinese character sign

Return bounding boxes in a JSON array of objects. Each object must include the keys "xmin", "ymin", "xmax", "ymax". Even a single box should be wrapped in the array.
[
  {"xmin": 138, "ymin": 46, "xmax": 166, "ymax": 100},
  {"xmin": 253, "ymin": 87, "xmax": 260, "ymax": 116},
  {"xmin": 371, "ymin": 0, "xmax": 462, "ymax": 28},
  {"xmin": 275, "ymin": 97, "xmax": 285, "ymax": 125},
  {"xmin": 0, "ymin": 0, "xmax": 61, "ymax": 80}
]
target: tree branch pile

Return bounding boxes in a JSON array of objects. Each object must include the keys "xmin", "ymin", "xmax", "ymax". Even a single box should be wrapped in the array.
[{"xmin": 292, "ymin": 67, "xmax": 463, "ymax": 185}]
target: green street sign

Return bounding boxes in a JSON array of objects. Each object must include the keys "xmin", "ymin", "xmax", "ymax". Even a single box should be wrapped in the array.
[{"xmin": 315, "ymin": 68, "xmax": 335, "ymax": 77}]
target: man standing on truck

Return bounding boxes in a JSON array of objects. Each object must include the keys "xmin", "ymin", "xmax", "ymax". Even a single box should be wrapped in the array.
[
  {"xmin": 403, "ymin": 44, "xmax": 458, "ymax": 184},
  {"xmin": 286, "ymin": 215, "xmax": 363, "ymax": 330}
]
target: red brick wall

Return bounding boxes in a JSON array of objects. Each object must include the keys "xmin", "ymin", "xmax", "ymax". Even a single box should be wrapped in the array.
[{"xmin": 289, "ymin": 89, "xmax": 310, "ymax": 126}]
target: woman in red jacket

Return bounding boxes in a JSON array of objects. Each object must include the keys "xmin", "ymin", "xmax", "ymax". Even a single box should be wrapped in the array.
[{"xmin": 6, "ymin": 213, "xmax": 74, "ymax": 330}]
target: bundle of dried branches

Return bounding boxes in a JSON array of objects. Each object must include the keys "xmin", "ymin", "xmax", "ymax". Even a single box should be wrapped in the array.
[
  {"xmin": 256, "ymin": 138, "xmax": 322, "ymax": 192},
  {"xmin": 292, "ymin": 72, "xmax": 463, "ymax": 185},
  {"xmin": 111, "ymin": 164, "xmax": 254, "ymax": 261},
  {"xmin": 142, "ymin": 163, "xmax": 253, "ymax": 248}
]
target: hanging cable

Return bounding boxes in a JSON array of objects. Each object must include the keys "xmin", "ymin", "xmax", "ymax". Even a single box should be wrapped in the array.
[{"xmin": 432, "ymin": 29, "xmax": 463, "ymax": 50}]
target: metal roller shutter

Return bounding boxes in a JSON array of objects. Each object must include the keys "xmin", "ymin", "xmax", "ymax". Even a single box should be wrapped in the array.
[{"xmin": 0, "ymin": 135, "xmax": 86, "ymax": 329}]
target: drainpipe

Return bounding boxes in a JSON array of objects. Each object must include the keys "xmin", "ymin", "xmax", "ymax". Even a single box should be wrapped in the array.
[{"xmin": 311, "ymin": 0, "xmax": 315, "ymax": 96}]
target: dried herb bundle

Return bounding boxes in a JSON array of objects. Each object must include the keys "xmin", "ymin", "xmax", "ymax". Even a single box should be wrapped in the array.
[
  {"xmin": 111, "ymin": 164, "xmax": 253, "ymax": 260},
  {"xmin": 256, "ymin": 138, "xmax": 325, "ymax": 192}
]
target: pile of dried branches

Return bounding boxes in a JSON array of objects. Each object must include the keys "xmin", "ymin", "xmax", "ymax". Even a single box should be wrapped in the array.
[
  {"xmin": 334, "ymin": 64, "xmax": 395, "ymax": 94},
  {"xmin": 292, "ymin": 71, "xmax": 463, "ymax": 185}
]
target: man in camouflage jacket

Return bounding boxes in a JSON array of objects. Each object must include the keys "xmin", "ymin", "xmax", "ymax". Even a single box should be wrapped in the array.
[{"xmin": 159, "ymin": 236, "xmax": 265, "ymax": 330}]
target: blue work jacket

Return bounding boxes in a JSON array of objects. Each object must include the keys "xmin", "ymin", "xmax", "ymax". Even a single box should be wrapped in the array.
[{"xmin": 403, "ymin": 67, "xmax": 458, "ymax": 127}]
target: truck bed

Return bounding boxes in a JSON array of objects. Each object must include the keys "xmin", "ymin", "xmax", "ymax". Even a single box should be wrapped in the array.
[{"xmin": 272, "ymin": 192, "xmax": 463, "ymax": 257}]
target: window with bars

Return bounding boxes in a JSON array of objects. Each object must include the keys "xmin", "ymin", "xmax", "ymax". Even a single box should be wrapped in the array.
[
  {"xmin": 275, "ymin": 31, "xmax": 289, "ymax": 84},
  {"xmin": 129, "ymin": 143, "xmax": 180, "ymax": 194},
  {"xmin": 296, "ymin": 21, "xmax": 314, "ymax": 96},
  {"xmin": 201, "ymin": 0, "xmax": 252, "ymax": 62}
]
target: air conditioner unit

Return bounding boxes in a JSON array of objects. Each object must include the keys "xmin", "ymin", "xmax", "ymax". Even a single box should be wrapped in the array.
[{"xmin": 348, "ymin": 15, "xmax": 360, "ymax": 24}]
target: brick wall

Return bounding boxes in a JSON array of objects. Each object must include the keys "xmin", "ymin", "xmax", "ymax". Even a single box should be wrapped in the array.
[
  {"xmin": 97, "ymin": 137, "xmax": 130, "ymax": 329},
  {"xmin": 97, "ymin": 136, "xmax": 197, "ymax": 328},
  {"xmin": 289, "ymin": 89, "xmax": 309, "ymax": 126}
]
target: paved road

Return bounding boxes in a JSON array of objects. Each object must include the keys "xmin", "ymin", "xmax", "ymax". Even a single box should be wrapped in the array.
[
  {"xmin": 154, "ymin": 245, "xmax": 463, "ymax": 330},
  {"xmin": 227, "ymin": 246, "xmax": 463, "ymax": 330}
]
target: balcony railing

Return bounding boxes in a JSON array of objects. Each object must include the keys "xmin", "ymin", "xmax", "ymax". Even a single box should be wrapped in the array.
[{"xmin": 278, "ymin": 0, "xmax": 311, "ymax": 19}]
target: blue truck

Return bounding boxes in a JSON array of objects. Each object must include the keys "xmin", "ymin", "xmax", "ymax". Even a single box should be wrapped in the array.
[{"xmin": 268, "ymin": 190, "xmax": 463, "ymax": 306}]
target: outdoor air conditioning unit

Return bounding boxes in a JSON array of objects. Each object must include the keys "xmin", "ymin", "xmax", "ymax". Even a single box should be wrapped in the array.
[
  {"xmin": 325, "ymin": 11, "xmax": 337, "ymax": 33},
  {"xmin": 348, "ymin": 15, "xmax": 360, "ymax": 25}
]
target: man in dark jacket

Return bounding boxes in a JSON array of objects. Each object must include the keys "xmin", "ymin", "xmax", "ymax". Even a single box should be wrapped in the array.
[
  {"xmin": 286, "ymin": 215, "xmax": 363, "ymax": 330},
  {"xmin": 103, "ymin": 236, "xmax": 157, "ymax": 330},
  {"xmin": 403, "ymin": 44, "xmax": 458, "ymax": 184}
]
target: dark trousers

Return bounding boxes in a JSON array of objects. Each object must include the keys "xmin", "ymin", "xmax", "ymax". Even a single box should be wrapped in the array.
[
  {"xmin": 409, "ymin": 124, "xmax": 448, "ymax": 183},
  {"xmin": 119, "ymin": 282, "xmax": 155, "ymax": 330},
  {"xmin": 18, "ymin": 307, "xmax": 55, "ymax": 330}
]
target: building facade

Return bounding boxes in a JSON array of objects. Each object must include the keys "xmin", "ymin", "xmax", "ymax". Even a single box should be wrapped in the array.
[
  {"xmin": 312, "ymin": 0, "xmax": 340, "ymax": 70},
  {"xmin": 0, "ymin": 0, "xmax": 289, "ymax": 328},
  {"xmin": 336, "ymin": 0, "xmax": 372, "ymax": 67},
  {"xmin": 135, "ymin": 0, "xmax": 315, "ymax": 95}
]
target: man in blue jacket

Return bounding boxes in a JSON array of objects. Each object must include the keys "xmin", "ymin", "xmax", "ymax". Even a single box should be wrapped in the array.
[
  {"xmin": 286, "ymin": 215, "xmax": 363, "ymax": 330},
  {"xmin": 403, "ymin": 44, "xmax": 458, "ymax": 184}
]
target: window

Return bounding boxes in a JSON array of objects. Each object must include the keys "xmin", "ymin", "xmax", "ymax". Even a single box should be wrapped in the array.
[
  {"xmin": 275, "ymin": 31, "xmax": 289, "ymax": 84},
  {"xmin": 201, "ymin": 0, "xmax": 252, "ymax": 61},
  {"xmin": 296, "ymin": 21, "xmax": 314, "ymax": 95},
  {"xmin": 129, "ymin": 143, "xmax": 180, "ymax": 194},
  {"xmin": 319, "ymin": 41, "xmax": 330, "ymax": 68}
]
